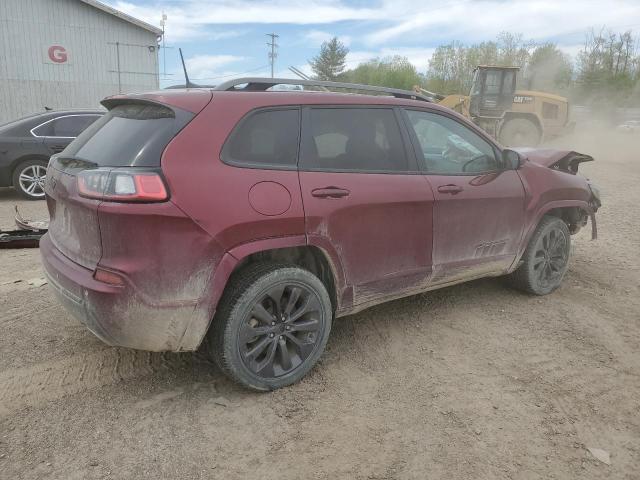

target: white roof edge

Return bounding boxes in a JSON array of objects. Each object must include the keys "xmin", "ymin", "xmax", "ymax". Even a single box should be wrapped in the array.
[{"xmin": 79, "ymin": 0, "xmax": 163, "ymax": 36}]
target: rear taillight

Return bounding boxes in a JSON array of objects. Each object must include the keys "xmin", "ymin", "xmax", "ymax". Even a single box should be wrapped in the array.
[{"xmin": 78, "ymin": 169, "xmax": 168, "ymax": 202}]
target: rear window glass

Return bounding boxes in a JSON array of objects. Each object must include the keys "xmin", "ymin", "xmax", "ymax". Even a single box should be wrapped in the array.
[
  {"xmin": 221, "ymin": 109, "xmax": 300, "ymax": 168},
  {"xmin": 300, "ymin": 108, "xmax": 409, "ymax": 172},
  {"xmin": 63, "ymin": 103, "xmax": 192, "ymax": 167}
]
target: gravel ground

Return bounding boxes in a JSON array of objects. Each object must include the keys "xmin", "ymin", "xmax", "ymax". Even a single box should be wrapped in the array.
[{"xmin": 0, "ymin": 129, "xmax": 638, "ymax": 479}]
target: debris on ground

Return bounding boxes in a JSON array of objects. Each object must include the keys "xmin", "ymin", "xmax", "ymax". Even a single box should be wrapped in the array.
[
  {"xmin": 14, "ymin": 206, "xmax": 48, "ymax": 231},
  {"xmin": 587, "ymin": 447, "xmax": 611, "ymax": 465},
  {"xmin": 26, "ymin": 278, "xmax": 47, "ymax": 287},
  {"xmin": 0, "ymin": 229, "xmax": 46, "ymax": 249},
  {"xmin": 212, "ymin": 397, "xmax": 230, "ymax": 407},
  {"xmin": 0, "ymin": 206, "xmax": 48, "ymax": 249}
]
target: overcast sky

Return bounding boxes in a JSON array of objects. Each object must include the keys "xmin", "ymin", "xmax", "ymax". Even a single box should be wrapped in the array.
[{"xmin": 105, "ymin": 0, "xmax": 640, "ymax": 87}]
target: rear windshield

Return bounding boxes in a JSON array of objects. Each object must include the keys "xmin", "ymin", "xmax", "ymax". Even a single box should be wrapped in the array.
[{"xmin": 62, "ymin": 103, "xmax": 193, "ymax": 167}]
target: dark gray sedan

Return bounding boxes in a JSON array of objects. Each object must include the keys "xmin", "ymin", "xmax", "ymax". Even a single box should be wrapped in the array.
[{"xmin": 0, "ymin": 110, "xmax": 103, "ymax": 199}]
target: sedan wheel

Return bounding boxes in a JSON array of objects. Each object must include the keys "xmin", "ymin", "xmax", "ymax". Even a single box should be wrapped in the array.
[{"xmin": 13, "ymin": 160, "xmax": 47, "ymax": 200}]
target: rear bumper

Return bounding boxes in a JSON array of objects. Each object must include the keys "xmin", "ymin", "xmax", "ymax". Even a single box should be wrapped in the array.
[{"xmin": 40, "ymin": 233, "xmax": 212, "ymax": 352}]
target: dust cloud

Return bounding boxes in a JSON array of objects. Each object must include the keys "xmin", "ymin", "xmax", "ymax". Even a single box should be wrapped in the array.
[{"xmin": 545, "ymin": 107, "xmax": 639, "ymax": 169}]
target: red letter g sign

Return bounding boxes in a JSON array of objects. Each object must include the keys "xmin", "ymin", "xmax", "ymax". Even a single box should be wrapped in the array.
[{"xmin": 48, "ymin": 46, "xmax": 68, "ymax": 63}]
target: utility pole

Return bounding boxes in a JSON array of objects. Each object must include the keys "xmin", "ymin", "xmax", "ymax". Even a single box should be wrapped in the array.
[
  {"xmin": 160, "ymin": 13, "xmax": 167, "ymax": 77},
  {"xmin": 266, "ymin": 33, "xmax": 279, "ymax": 78}
]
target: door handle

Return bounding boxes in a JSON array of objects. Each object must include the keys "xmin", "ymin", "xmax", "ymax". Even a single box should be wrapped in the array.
[
  {"xmin": 437, "ymin": 184, "xmax": 463, "ymax": 194},
  {"xmin": 311, "ymin": 187, "xmax": 350, "ymax": 198}
]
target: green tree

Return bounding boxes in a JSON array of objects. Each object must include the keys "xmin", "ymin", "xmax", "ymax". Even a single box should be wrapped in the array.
[
  {"xmin": 309, "ymin": 37, "xmax": 349, "ymax": 81},
  {"xmin": 424, "ymin": 42, "xmax": 469, "ymax": 94},
  {"xmin": 576, "ymin": 29, "xmax": 640, "ymax": 106},
  {"xmin": 497, "ymin": 32, "xmax": 533, "ymax": 69},
  {"xmin": 423, "ymin": 33, "xmax": 535, "ymax": 95},
  {"xmin": 341, "ymin": 56, "xmax": 422, "ymax": 90},
  {"xmin": 525, "ymin": 43, "xmax": 573, "ymax": 93}
]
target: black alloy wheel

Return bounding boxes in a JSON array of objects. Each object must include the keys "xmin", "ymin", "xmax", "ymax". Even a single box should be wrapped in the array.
[
  {"xmin": 532, "ymin": 225, "xmax": 569, "ymax": 291},
  {"xmin": 508, "ymin": 215, "xmax": 571, "ymax": 295},
  {"xmin": 210, "ymin": 263, "xmax": 332, "ymax": 391},
  {"xmin": 239, "ymin": 282, "xmax": 324, "ymax": 378}
]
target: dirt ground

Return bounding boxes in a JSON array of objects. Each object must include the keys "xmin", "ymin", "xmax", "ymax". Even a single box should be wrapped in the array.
[{"xmin": 0, "ymin": 129, "xmax": 638, "ymax": 480}]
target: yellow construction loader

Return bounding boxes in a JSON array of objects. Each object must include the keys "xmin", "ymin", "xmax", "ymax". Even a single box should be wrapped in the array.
[{"xmin": 416, "ymin": 66, "xmax": 573, "ymax": 146}]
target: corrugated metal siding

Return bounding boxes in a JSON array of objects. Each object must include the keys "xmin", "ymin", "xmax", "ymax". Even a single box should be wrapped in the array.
[{"xmin": 0, "ymin": 0, "xmax": 159, "ymax": 123}]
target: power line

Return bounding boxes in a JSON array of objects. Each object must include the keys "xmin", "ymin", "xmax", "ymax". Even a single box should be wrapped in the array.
[{"xmin": 267, "ymin": 33, "xmax": 279, "ymax": 78}]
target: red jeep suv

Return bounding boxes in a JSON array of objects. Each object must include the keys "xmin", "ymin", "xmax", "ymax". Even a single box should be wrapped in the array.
[{"xmin": 41, "ymin": 78, "xmax": 601, "ymax": 391}]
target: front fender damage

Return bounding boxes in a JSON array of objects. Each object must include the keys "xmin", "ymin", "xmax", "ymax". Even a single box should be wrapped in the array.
[
  {"xmin": 517, "ymin": 147, "xmax": 600, "ymax": 240},
  {"xmin": 515, "ymin": 148, "xmax": 594, "ymax": 174}
]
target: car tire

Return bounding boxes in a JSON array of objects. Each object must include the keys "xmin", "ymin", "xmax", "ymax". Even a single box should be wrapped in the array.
[
  {"xmin": 508, "ymin": 215, "xmax": 571, "ymax": 295},
  {"xmin": 499, "ymin": 118, "xmax": 541, "ymax": 147},
  {"xmin": 12, "ymin": 158, "xmax": 48, "ymax": 200},
  {"xmin": 209, "ymin": 262, "xmax": 333, "ymax": 391}
]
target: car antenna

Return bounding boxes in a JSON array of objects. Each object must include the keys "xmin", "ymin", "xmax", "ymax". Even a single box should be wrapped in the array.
[{"xmin": 179, "ymin": 48, "xmax": 194, "ymax": 88}]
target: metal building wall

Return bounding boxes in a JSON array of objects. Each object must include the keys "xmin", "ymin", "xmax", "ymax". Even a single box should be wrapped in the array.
[{"xmin": 0, "ymin": 0, "xmax": 160, "ymax": 123}]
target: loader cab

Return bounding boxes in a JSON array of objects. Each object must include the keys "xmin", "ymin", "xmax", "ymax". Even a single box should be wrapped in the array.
[{"xmin": 469, "ymin": 66, "xmax": 519, "ymax": 119}]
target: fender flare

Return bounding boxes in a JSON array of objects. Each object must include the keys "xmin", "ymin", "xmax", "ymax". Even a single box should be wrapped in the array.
[
  {"xmin": 180, "ymin": 237, "xmax": 312, "ymax": 351},
  {"xmin": 208, "ymin": 234, "xmax": 348, "ymax": 316},
  {"xmin": 306, "ymin": 234, "xmax": 350, "ymax": 310},
  {"xmin": 511, "ymin": 199, "xmax": 591, "ymax": 269},
  {"xmin": 180, "ymin": 235, "xmax": 349, "ymax": 350}
]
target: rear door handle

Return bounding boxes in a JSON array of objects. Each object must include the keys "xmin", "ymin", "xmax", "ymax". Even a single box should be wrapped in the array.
[
  {"xmin": 437, "ymin": 184, "xmax": 463, "ymax": 194},
  {"xmin": 311, "ymin": 187, "xmax": 350, "ymax": 199}
]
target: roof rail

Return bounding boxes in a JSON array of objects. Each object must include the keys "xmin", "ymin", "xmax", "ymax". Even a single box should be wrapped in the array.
[{"xmin": 213, "ymin": 77, "xmax": 434, "ymax": 102}]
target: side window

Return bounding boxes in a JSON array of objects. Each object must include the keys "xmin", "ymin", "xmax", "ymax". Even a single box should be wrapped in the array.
[
  {"xmin": 32, "ymin": 115, "xmax": 100, "ymax": 137},
  {"xmin": 32, "ymin": 119, "xmax": 58, "ymax": 137},
  {"xmin": 54, "ymin": 115, "xmax": 100, "ymax": 137},
  {"xmin": 502, "ymin": 70, "xmax": 515, "ymax": 94},
  {"xmin": 470, "ymin": 70, "xmax": 481, "ymax": 95},
  {"xmin": 301, "ymin": 108, "xmax": 409, "ymax": 173},
  {"xmin": 222, "ymin": 109, "xmax": 299, "ymax": 167},
  {"xmin": 405, "ymin": 110, "xmax": 500, "ymax": 174}
]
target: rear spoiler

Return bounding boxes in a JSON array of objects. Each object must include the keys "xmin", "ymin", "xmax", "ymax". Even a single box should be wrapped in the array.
[{"xmin": 101, "ymin": 90, "xmax": 212, "ymax": 115}]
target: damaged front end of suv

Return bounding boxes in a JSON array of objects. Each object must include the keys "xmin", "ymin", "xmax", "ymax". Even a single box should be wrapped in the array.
[{"xmin": 514, "ymin": 148, "xmax": 601, "ymax": 239}]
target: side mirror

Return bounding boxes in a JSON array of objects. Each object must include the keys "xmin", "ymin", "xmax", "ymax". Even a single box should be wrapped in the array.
[{"xmin": 502, "ymin": 149, "xmax": 522, "ymax": 170}]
